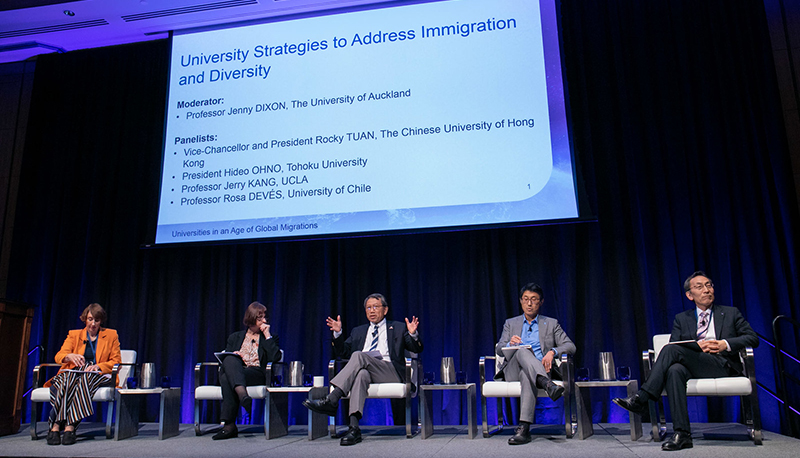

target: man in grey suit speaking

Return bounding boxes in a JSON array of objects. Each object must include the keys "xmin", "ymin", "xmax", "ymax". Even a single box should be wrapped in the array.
[{"xmin": 495, "ymin": 282, "xmax": 576, "ymax": 445}]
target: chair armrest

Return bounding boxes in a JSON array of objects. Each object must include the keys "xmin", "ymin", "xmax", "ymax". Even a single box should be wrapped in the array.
[
  {"xmin": 741, "ymin": 347, "xmax": 756, "ymax": 378},
  {"xmin": 329, "ymin": 359, "xmax": 349, "ymax": 381},
  {"xmin": 641, "ymin": 349, "xmax": 654, "ymax": 382},
  {"xmin": 194, "ymin": 362, "xmax": 219, "ymax": 389},
  {"xmin": 266, "ymin": 361, "xmax": 286, "ymax": 385},
  {"xmin": 559, "ymin": 353, "xmax": 574, "ymax": 382},
  {"xmin": 404, "ymin": 357, "xmax": 412, "ymax": 384},
  {"xmin": 32, "ymin": 363, "xmax": 63, "ymax": 389},
  {"xmin": 108, "ymin": 362, "xmax": 136, "ymax": 387},
  {"xmin": 479, "ymin": 356, "xmax": 496, "ymax": 384}
]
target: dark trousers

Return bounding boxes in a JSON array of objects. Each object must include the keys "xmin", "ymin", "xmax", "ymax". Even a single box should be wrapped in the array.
[
  {"xmin": 641, "ymin": 344, "xmax": 735, "ymax": 432},
  {"xmin": 219, "ymin": 356, "xmax": 266, "ymax": 423}
]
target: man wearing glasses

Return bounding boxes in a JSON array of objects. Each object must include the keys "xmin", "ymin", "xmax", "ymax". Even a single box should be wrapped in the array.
[
  {"xmin": 495, "ymin": 282, "xmax": 576, "ymax": 445},
  {"xmin": 613, "ymin": 271, "xmax": 758, "ymax": 451},
  {"xmin": 303, "ymin": 293, "xmax": 422, "ymax": 445}
]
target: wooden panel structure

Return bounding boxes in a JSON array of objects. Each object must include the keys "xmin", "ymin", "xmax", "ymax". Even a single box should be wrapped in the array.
[{"xmin": 0, "ymin": 299, "xmax": 34, "ymax": 436}]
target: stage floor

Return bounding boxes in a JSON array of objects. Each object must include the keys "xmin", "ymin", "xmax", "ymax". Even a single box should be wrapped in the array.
[{"xmin": 1, "ymin": 422, "xmax": 797, "ymax": 457}]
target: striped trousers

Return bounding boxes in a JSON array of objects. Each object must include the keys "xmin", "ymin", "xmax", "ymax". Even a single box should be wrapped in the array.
[{"xmin": 49, "ymin": 368, "xmax": 108, "ymax": 427}]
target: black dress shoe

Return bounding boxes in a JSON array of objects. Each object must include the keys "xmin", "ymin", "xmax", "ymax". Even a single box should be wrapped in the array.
[
  {"xmin": 662, "ymin": 431, "xmax": 692, "ymax": 451},
  {"xmin": 545, "ymin": 381, "xmax": 565, "ymax": 401},
  {"xmin": 240, "ymin": 395, "xmax": 253, "ymax": 416},
  {"xmin": 508, "ymin": 423, "xmax": 532, "ymax": 445},
  {"xmin": 303, "ymin": 398, "xmax": 338, "ymax": 416},
  {"xmin": 61, "ymin": 430, "xmax": 76, "ymax": 445},
  {"xmin": 46, "ymin": 430, "xmax": 61, "ymax": 445},
  {"xmin": 211, "ymin": 425, "xmax": 238, "ymax": 440},
  {"xmin": 612, "ymin": 392, "xmax": 648, "ymax": 414},
  {"xmin": 339, "ymin": 426, "xmax": 362, "ymax": 446}
]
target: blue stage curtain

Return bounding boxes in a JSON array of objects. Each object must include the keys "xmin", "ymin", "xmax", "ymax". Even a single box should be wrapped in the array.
[{"xmin": 9, "ymin": 0, "xmax": 800, "ymax": 433}]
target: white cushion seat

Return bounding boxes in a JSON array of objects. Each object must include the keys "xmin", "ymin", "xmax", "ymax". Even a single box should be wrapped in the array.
[
  {"xmin": 366, "ymin": 382, "xmax": 408, "ymax": 398},
  {"xmin": 481, "ymin": 380, "xmax": 565, "ymax": 398}
]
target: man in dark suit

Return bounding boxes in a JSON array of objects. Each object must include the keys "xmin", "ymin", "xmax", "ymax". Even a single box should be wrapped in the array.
[
  {"xmin": 495, "ymin": 283, "xmax": 576, "ymax": 445},
  {"xmin": 613, "ymin": 271, "xmax": 758, "ymax": 451},
  {"xmin": 303, "ymin": 293, "xmax": 423, "ymax": 445}
]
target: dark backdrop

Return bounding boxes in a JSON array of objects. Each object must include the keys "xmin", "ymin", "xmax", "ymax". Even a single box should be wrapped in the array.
[{"xmin": 8, "ymin": 0, "xmax": 800, "ymax": 433}]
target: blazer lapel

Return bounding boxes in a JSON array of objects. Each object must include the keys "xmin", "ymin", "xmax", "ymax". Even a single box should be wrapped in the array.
[
  {"xmin": 387, "ymin": 322, "xmax": 396, "ymax": 359},
  {"xmin": 714, "ymin": 307, "xmax": 725, "ymax": 338},
  {"xmin": 96, "ymin": 330, "xmax": 107, "ymax": 360},
  {"xmin": 538, "ymin": 317, "xmax": 549, "ymax": 349}
]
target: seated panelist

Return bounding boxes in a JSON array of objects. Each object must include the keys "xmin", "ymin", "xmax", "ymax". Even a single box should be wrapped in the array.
[
  {"xmin": 303, "ymin": 293, "xmax": 423, "ymax": 446},
  {"xmin": 212, "ymin": 301, "xmax": 282, "ymax": 440},
  {"xmin": 613, "ymin": 271, "xmax": 759, "ymax": 451},
  {"xmin": 495, "ymin": 283, "xmax": 576, "ymax": 445},
  {"xmin": 44, "ymin": 303, "xmax": 121, "ymax": 446}
]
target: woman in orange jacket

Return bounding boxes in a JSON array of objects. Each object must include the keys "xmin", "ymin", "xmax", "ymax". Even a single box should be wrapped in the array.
[{"xmin": 45, "ymin": 303, "xmax": 121, "ymax": 445}]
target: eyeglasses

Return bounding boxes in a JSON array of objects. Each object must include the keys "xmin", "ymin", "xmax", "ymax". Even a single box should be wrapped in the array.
[
  {"xmin": 521, "ymin": 297, "xmax": 541, "ymax": 304},
  {"xmin": 365, "ymin": 305, "xmax": 386, "ymax": 311},
  {"xmin": 691, "ymin": 282, "xmax": 714, "ymax": 291}
]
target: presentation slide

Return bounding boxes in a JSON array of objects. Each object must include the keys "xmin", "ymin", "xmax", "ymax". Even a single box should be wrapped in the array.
[{"xmin": 155, "ymin": 0, "xmax": 578, "ymax": 244}]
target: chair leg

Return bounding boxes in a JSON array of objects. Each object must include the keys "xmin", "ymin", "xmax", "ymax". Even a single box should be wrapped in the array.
[
  {"xmin": 195, "ymin": 400, "xmax": 201, "ymax": 436},
  {"xmin": 746, "ymin": 391, "xmax": 763, "ymax": 445},
  {"xmin": 649, "ymin": 399, "xmax": 666, "ymax": 441},
  {"xmin": 329, "ymin": 398, "xmax": 343, "ymax": 438},
  {"xmin": 30, "ymin": 401, "xmax": 39, "ymax": 440},
  {"xmin": 404, "ymin": 395, "xmax": 419, "ymax": 438},
  {"xmin": 105, "ymin": 401, "xmax": 114, "ymax": 439},
  {"xmin": 564, "ymin": 382, "xmax": 574, "ymax": 438},
  {"xmin": 482, "ymin": 396, "xmax": 504, "ymax": 437}
]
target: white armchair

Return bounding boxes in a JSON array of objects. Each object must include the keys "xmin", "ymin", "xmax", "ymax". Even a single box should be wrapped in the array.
[
  {"xmin": 30, "ymin": 349, "xmax": 137, "ymax": 439},
  {"xmin": 193, "ymin": 349, "xmax": 286, "ymax": 438},
  {"xmin": 479, "ymin": 353, "xmax": 575, "ymax": 438},
  {"xmin": 327, "ymin": 353, "xmax": 420, "ymax": 438},
  {"xmin": 643, "ymin": 334, "xmax": 762, "ymax": 444}
]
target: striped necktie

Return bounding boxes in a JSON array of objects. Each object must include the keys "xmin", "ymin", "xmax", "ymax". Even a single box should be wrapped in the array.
[
  {"xmin": 697, "ymin": 311, "xmax": 710, "ymax": 340},
  {"xmin": 369, "ymin": 324, "xmax": 379, "ymax": 351}
]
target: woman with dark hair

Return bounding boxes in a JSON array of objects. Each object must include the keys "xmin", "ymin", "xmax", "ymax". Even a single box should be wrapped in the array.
[
  {"xmin": 45, "ymin": 303, "xmax": 121, "ymax": 445},
  {"xmin": 213, "ymin": 301, "xmax": 282, "ymax": 440}
]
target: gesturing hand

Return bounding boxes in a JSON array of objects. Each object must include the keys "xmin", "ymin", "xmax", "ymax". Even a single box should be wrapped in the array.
[
  {"xmin": 326, "ymin": 315, "xmax": 342, "ymax": 333},
  {"xmin": 405, "ymin": 316, "xmax": 419, "ymax": 334}
]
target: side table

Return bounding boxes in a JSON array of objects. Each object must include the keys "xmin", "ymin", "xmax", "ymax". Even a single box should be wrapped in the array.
[
  {"xmin": 264, "ymin": 386, "xmax": 328, "ymax": 440},
  {"xmin": 419, "ymin": 383, "xmax": 477, "ymax": 439},
  {"xmin": 114, "ymin": 387, "xmax": 181, "ymax": 440},
  {"xmin": 574, "ymin": 380, "xmax": 642, "ymax": 441}
]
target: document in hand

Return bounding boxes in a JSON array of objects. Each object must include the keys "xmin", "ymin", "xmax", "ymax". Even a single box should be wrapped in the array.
[
  {"xmin": 63, "ymin": 369, "xmax": 103, "ymax": 374},
  {"xmin": 214, "ymin": 351, "xmax": 242, "ymax": 363},
  {"xmin": 501, "ymin": 345, "xmax": 532, "ymax": 360},
  {"xmin": 664, "ymin": 340, "xmax": 702, "ymax": 351}
]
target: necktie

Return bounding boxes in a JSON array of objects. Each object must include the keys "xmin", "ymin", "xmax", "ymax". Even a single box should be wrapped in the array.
[
  {"xmin": 697, "ymin": 311, "xmax": 710, "ymax": 340},
  {"xmin": 369, "ymin": 325, "xmax": 379, "ymax": 351}
]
